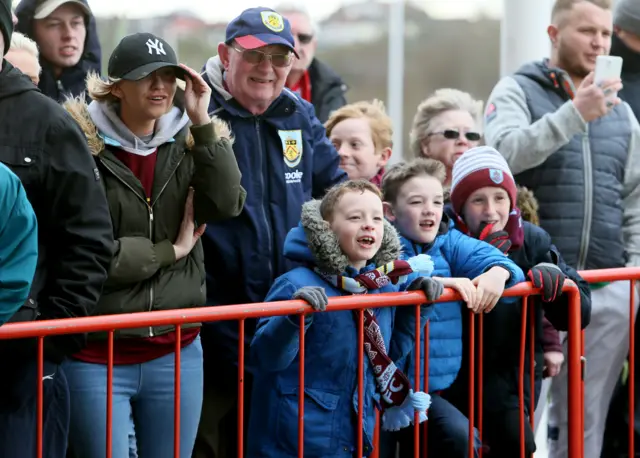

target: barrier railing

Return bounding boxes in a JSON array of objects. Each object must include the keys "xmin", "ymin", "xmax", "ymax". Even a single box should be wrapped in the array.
[
  {"xmin": 577, "ymin": 268, "xmax": 640, "ymax": 458},
  {"xmin": 0, "ymin": 279, "xmax": 586, "ymax": 458}
]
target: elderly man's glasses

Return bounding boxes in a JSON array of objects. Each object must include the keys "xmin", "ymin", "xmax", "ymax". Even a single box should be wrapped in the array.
[
  {"xmin": 428, "ymin": 129, "xmax": 481, "ymax": 142},
  {"xmin": 296, "ymin": 33, "xmax": 314, "ymax": 45},
  {"xmin": 231, "ymin": 46, "xmax": 293, "ymax": 68}
]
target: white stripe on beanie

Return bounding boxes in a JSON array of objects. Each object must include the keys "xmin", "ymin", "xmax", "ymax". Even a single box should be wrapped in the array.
[{"xmin": 451, "ymin": 146, "xmax": 514, "ymax": 193}]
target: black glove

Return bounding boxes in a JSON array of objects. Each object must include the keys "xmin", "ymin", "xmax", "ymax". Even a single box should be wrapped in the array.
[
  {"xmin": 527, "ymin": 262, "xmax": 565, "ymax": 302},
  {"xmin": 475, "ymin": 222, "xmax": 512, "ymax": 254},
  {"xmin": 408, "ymin": 277, "xmax": 445, "ymax": 302},
  {"xmin": 293, "ymin": 286, "xmax": 329, "ymax": 311}
]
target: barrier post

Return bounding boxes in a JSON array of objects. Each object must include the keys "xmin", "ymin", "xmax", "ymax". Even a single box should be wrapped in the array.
[{"xmin": 566, "ymin": 285, "xmax": 583, "ymax": 457}]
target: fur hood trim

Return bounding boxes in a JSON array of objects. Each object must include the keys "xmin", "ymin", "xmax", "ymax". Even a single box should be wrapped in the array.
[{"xmin": 300, "ymin": 199, "xmax": 402, "ymax": 274}]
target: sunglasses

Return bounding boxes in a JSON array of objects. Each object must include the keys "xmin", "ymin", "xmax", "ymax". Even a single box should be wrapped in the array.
[
  {"xmin": 231, "ymin": 46, "xmax": 293, "ymax": 68},
  {"xmin": 428, "ymin": 129, "xmax": 481, "ymax": 142},
  {"xmin": 296, "ymin": 33, "xmax": 314, "ymax": 45}
]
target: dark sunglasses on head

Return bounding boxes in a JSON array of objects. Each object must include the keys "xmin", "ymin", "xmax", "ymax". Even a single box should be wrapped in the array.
[
  {"xmin": 296, "ymin": 33, "xmax": 314, "ymax": 45},
  {"xmin": 231, "ymin": 46, "xmax": 293, "ymax": 68},
  {"xmin": 428, "ymin": 129, "xmax": 481, "ymax": 142}
]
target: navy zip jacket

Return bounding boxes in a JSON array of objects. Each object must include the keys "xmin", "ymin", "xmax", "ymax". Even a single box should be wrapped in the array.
[{"xmin": 200, "ymin": 56, "xmax": 347, "ymax": 375}]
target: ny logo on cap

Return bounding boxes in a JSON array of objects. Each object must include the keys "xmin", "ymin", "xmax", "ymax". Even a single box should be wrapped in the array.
[{"xmin": 146, "ymin": 38, "xmax": 166, "ymax": 56}]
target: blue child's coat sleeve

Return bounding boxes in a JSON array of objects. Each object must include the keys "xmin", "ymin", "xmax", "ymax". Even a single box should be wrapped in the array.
[
  {"xmin": 250, "ymin": 276, "xmax": 313, "ymax": 372},
  {"xmin": 445, "ymin": 230, "xmax": 525, "ymax": 300},
  {"xmin": 0, "ymin": 168, "xmax": 38, "ymax": 326},
  {"xmin": 389, "ymin": 303, "xmax": 431, "ymax": 366}
]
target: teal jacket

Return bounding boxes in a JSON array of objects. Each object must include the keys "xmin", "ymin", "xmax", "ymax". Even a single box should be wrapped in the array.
[{"xmin": 0, "ymin": 163, "xmax": 38, "ymax": 325}]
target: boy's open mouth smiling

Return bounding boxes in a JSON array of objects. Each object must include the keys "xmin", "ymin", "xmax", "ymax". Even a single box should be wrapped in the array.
[{"xmin": 357, "ymin": 235, "xmax": 376, "ymax": 247}]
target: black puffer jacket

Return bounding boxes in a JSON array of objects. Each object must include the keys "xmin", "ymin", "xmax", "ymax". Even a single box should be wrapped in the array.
[
  {"xmin": 308, "ymin": 58, "xmax": 347, "ymax": 122},
  {"xmin": 16, "ymin": 0, "xmax": 102, "ymax": 102}
]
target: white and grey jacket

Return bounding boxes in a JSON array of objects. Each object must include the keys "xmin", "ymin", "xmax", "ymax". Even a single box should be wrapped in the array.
[{"xmin": 484, "ymin": 60, "xmax": 640, "ymax": 270}]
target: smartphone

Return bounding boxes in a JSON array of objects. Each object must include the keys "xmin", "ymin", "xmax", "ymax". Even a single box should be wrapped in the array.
[{"xmin": 594, "ymin": 55, "xmax": 623, "ymax": 94}]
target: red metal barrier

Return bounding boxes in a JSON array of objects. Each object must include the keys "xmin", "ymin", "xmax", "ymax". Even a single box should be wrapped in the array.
[
  {"xmin": 0, "ymin": 280, "xmax": 586, "ymax": 458},
  {"xmin": 577, "ymin": 267, "xmax": 640, "ymax": 458}
]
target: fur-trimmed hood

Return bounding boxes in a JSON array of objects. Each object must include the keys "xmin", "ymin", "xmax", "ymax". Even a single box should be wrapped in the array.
[
  {"xmin": 63, "ymin": 96, "xmax": 234, "ymax": 156},
  {"xmin": 516, "ymin": 186, "xmax": 539, "ymax": 226},
  {"xmin": 284, "ymin": 199, "xmax": 402, "ymax": 275}
]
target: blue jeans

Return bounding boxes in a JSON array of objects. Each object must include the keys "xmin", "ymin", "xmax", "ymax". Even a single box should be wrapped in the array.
[
  {"xmin": 63, "ymin": 336, "xmax": 203, "ymax": 458},
  {"xmin": 0, "ymin": 360, "xmax": 70, "ymax": 458}
]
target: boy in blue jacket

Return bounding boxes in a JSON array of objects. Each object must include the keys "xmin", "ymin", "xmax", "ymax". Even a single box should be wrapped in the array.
[
  {"xmin": 379, "ymin": 158, "xmax": 526, "ymax": 458},
  {"xmin": 248, "ymin": 180, "xmax": 445, "ymax": 458},
  {"xmin": 0, "ymin": 162, "xmax": 38, "ymax": 325}
]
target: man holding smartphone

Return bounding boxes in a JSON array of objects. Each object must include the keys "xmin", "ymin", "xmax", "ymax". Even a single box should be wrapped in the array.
[{"xmin": 483, "ymin": 1, "xmax": 640, "ymax": 457}]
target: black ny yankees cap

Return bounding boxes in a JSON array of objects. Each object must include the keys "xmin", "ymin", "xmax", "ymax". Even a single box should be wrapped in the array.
[{"xmin": 108, "ymin": 32, "xmax": 186, "ymax": 81}]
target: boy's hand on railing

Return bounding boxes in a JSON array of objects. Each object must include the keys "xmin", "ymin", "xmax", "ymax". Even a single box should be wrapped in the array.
[
  {"xmin": 528, "ymin": 263, "xmax": 565, "ymax": 302},
  {"xmin": 433, "ymin": 277, "xmax": 477, "ymax": 310},
  {"xmin": 472, "ymin": 266, "xmax": 511, "ymax": 313},
  {"xmin": 408, "ymin": 277, "xmax": 444, "ymax": 302},
  {"xmin": 293, "ymin": 286, "xmax": 328, "ymax": 312}
]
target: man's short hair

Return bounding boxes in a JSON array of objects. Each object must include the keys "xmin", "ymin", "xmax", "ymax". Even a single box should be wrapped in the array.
[
  {"xmin": 381, "ymin": 158, "xmax": 446, "ymax": 204},
  {"xmin": 9, "ymin": 32, "xmax": 39, "ymax": 60},
  {"xmin": 408, "ymin": 89, "xmax": 483, "ymax": 162},
  {"xmin": 274, "ymin": 3, "xmax": 319, "ymax": 34},
  {"xmin": 551, "ymin": 0, "xmax": 612, "ymax": 22},
  {"xmin": 325, "ymin": 99, "xmax": 393, "ymax": 153},
  {"xmin": 320, "ymin": 180, "xmax": 382, "ymax": 221}
]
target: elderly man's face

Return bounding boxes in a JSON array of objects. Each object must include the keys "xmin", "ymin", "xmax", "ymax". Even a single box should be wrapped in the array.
[
  {"xmin": 5, "ymin": 49, "xmax": 40, "ymax": 85},
  {"xmin": 219, "ymin": 42, "xmax": 293, "ymax": 114},
  {"xmin": 284, "ymin": 12, "xmax": 316, "ymax": 72},
  {"xmin": 32, "ymin": 3, "xmax": 86, "ymax": 75}
]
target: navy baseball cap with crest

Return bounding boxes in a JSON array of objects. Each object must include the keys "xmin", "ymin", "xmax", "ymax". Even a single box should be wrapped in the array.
[{"xmin": 225, "ymin": 7, "xmax": 299, "ymax": 57}]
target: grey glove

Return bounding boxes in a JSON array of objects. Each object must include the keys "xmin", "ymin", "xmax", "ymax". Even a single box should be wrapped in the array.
[
  {"xmin": 293, "ymin": 286, "xmax": 329, "ymax": 312},
  {"xmin": 408, "ymin": 277, "xmax": 445, "ymax": 302}
]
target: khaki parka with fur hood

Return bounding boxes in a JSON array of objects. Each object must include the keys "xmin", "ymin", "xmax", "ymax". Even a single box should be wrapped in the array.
[{"xmin": 64, "ymin": 97, "xmax": 246, "ymax": 339}]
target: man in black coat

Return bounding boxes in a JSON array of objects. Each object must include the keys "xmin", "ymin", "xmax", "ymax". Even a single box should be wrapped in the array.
[
  {"xmin": 0, "ymin": 1, "xmax": 113, "ymax": 456},
  {"xmin": 15, "ymin": 0, "xmax": 102, "ymax": 102},
  {"xmin": 277, "ymin": 4, "xmax": 348, "ymax": 122}
]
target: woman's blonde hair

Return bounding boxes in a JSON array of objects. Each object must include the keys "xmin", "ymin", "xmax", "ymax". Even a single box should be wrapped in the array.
[
  {"xmin": 86, "ymin": 72, "xmax": 122, "ymax": 104},
  {"xmin": 407, "ymin": 89, "xmax": 484, "ymax": 161}
]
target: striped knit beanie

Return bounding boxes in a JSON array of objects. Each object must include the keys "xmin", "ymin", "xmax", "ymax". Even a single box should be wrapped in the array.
[{"xmin": 450, "ymin": 146, "xmax": 517, "ymax": 215}]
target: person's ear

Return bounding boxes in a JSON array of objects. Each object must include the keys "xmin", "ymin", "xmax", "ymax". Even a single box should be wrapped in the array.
[
  {"xmin": 377, "ymin": 147, "xmax": 392, "ymax": 169},
  {"xmin": 548, "ymin": 24, "xmax": 560, "ymax": 47},
  {"xmin": 218, "ymin": 42, "xmax": 231, "ymax": 69},
  {"xmin": 383, "ymin": 201, "xmax": 396, "ymax": 222},
  {"xmin": 111, "ymin": 82, "xmax": 124, "ymax": 100}
]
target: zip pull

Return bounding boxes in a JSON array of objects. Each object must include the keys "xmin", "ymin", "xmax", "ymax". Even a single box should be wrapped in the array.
[{"xmin": 57, "ymin": 80, "xmax": 64, "ymax": 91}]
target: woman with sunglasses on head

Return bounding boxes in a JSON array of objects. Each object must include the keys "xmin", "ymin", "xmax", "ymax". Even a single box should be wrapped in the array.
[
  {"xmin": 408, "ymin": 88, "xmax": 483, "ymax": 187},
  {"xmin": 61, "ymin": 32, "xmax": 246, "ymax": 458}
]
